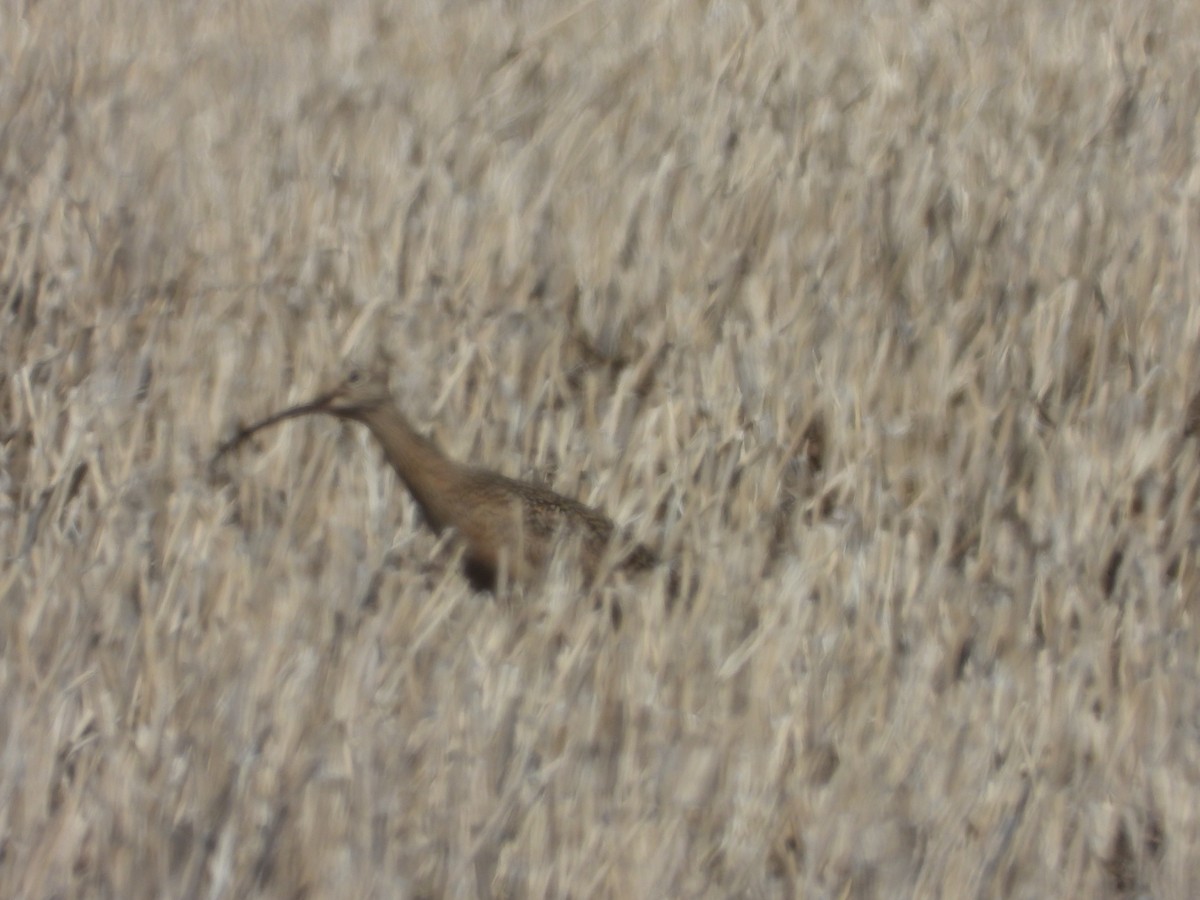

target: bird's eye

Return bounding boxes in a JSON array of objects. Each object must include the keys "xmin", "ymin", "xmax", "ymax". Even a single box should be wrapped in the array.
[{"xmin": 347, "ymin": 370, "xmax": 361, "ymax": 384}]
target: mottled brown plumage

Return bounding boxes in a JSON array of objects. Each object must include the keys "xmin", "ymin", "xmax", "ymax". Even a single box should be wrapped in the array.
[{"xmin": 214, "ymin": 366, "xmax": 659, "ymax": 592}]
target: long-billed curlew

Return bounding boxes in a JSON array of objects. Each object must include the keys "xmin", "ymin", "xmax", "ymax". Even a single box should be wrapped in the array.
[{"xmin": 214, "ymin": 366, "xmax": 660, "ymax": 594}]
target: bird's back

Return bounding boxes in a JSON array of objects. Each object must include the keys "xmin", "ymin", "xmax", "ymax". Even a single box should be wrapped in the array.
[{"xmin": 450, "ymin": 468, "xmax": 655, "ymax": 587}]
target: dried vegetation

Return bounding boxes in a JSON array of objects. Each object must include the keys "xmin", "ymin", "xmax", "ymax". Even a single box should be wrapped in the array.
[{"xmin": 3, "ymin": 0, "xmax": 1200, "ymax": 896}]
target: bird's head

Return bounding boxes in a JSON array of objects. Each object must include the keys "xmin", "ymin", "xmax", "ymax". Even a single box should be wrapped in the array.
[{"xmin": 315, "ymin": 365, "xmax": 393, "ymax": 417}]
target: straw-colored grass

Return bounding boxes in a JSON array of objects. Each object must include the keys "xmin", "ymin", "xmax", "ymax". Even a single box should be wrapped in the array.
[{"xmin": 3, "ymin": 0, "xmax": 1199, "ymax": 896}]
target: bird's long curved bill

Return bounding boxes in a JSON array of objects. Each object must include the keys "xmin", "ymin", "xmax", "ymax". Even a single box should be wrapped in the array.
[{"xmin": 212, "ymin": 391, "xmax": 337, "ymax": 460}]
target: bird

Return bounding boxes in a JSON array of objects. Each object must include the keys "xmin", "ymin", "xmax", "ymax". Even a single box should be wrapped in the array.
[{"xmin": 213, "ymin": 365, "xmax": 661, "ymax": 595}]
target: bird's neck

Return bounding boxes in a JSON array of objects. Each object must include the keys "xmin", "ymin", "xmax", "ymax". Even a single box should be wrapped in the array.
[{"xmin": 355, "ymin": 403, "xmax": 464, "ymax": 531}]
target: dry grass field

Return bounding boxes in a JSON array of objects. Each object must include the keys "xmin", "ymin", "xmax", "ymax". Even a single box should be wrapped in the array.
[{"xmin": 3, "ymin": 0, "xmax": 1200, "ymax": 896}]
